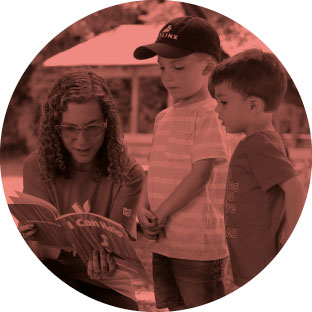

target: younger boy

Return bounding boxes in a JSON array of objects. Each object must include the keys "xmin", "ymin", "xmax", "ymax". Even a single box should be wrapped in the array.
[
  {"xmin": 209, "ymin": 48, "xmax": 306, "ymax": 287},
  {"xmin": 134, "ymin": 16, "xmax": 229, "ymax": 309}
]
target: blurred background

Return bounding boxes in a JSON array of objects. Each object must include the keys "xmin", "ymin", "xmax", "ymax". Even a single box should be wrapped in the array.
[
  {"xmin": 1, "ymin": 0, "xmax": 311, "ymax": 171},
  {"xmin": 0, "ymin": 1, "xmax": 311, "ymax": 311}
]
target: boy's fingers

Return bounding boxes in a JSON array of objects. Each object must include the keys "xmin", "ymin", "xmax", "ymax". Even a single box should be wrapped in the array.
[
  {"xmin": 142, "ymin": 224, "xmax": 163, "ymax": 232},
  {"xmin": 145, "ymin": 210, "xmax": 157, "ymax": 222},
  {"xmin": 144, "ymin": 233, "xmax": 159, "ymax": 240},
  {"xmin": 142, "ymin": 229, "xmax": 159, "ymax": 240}
]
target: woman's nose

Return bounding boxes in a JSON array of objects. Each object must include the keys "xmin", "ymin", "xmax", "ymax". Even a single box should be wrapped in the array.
[{"xmin": 76, "ymin": 130, "xmax": 88, "ymax": 145}]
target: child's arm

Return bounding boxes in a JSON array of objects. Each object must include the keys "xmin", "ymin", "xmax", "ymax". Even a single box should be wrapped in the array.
[
  {"xmin": 154, "ymin": 158, "xmax": 215, "ymax": 224},
  {"xmin": 279, "ymin": 176, "xmax": 306, "ymax": 246},
  {"xmin": 137, "ymin": 176, "xmax": 164, "ymax": 239}
]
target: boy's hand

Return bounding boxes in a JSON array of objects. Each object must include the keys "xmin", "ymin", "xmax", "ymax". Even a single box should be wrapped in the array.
[
  {"xmin": 141, "ymin": 225, "xmax": 165, "ymax": 240},
  {"xmin": 153, "ymin": 208, "xmax": 168, "ymax": 227},
  {"xmin": 137, "ymin": 207, "xmax": 158, "ymax": 228},
  {"xmin": 138, "ymin": 207, "xmax": 165, "ymax": 240}
]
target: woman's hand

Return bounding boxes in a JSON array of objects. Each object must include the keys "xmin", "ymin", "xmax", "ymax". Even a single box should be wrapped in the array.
[
  {"xmin": 18, "ymin": 223, "xmax": 60, "ymax": 259},
  {"xmin": 87, "ymin": 248, "xmax": 116, "ymax": 280},
  {"xmin": 18, "ymin": 223, "xmax": 38, "ymax": 240}
]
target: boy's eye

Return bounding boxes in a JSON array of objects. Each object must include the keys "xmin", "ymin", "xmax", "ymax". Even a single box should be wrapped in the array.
[
  {"xmin": 220, "ymin": 101, "xmax": 228, "ymax": 105},
  {"xmin": 174, "ymin": 67, "xmax": 184, "ymax": 71}
]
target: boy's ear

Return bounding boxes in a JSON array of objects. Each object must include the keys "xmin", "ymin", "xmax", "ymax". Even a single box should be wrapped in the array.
[
  {"xmin": 247, "ymin": 96, "xmax": 265, "ymax": 114},
  {"xmin": 203, "ymin": 59, "xmax": 215, "ymax": 75}
]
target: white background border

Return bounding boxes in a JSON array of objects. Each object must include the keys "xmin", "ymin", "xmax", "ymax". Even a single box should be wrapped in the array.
[{"xmin": 1, "ymin": 1, "xmax": 311, "ymax": 311}]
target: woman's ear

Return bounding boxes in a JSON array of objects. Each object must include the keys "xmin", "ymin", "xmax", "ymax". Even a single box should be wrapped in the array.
[{"xmin": 247, "ymin": 96, "xmax": 265, "ymax": 114}]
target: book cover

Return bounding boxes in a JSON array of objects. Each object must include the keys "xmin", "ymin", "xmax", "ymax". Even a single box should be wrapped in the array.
[{"xmin": 9, "ymin": 191, "xmax": 148, "ymax": 281}]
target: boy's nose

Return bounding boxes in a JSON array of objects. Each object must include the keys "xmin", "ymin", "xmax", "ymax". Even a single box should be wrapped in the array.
[
  {"xmin": 161, "ymin": 69, "xmax": 174, "ymax": 81},
  {"xmin": 215, "ymin": 103, "xmax": 221, "ymax": 114}
]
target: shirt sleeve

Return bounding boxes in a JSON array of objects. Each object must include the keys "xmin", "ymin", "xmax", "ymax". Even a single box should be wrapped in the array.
[
  {"xmin": 147, "ymin": 111, "xmax": 163, "ymax": 162},
  {"xmin": 110, "ymin": 160, "xmax": 145, "ymax": 240},
  {"xmin": 192, "ymin": 109, "xmax": 228, "ymax": 163},
  {"xmin": 246, "ymin": 134, "xmax": 297, "ymax": 192}
]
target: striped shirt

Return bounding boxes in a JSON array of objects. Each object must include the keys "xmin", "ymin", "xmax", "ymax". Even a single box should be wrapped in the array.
[{"xmin": 148, "ymin": 99, "xmax": 229, "ymax": 260}]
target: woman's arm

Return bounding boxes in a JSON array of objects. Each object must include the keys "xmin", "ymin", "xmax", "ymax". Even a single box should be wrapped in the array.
[{"xmin": 21, "ymin": 151, "xmax": 62, "ymax": 259}]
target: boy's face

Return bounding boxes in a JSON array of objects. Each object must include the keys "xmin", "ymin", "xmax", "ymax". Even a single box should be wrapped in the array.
[
  {"xmin": 214, "ymin": 83, "xmax": 250, "ymax": 133},
  {"xmin": 157, "ymin": 54, "xmax": 210, "ymax": 104}
]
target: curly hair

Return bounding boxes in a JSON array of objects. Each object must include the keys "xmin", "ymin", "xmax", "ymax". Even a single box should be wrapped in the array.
[{"xmin": 39, "ymin": 71, "xmax": 130, "ymax": 185}]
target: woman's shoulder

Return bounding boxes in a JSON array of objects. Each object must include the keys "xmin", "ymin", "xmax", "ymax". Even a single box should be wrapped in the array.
[
  {"xmin": 23, "ymin": 149, "xmax": 40, "ymax": 173},
  {"xmin": 126, "ymin": 156, "xmax": 145, "ymax": 180}
]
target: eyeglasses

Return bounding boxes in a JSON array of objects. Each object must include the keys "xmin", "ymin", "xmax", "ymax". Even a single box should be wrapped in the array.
[{"xmin": 56, "ymin": 123, "xmax": 107, "ymax": 140}]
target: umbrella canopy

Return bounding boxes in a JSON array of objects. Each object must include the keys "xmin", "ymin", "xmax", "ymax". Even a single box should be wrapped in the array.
[{"xmin": 44, "ymin": 24, "xmax": 160, "ymax": 67}]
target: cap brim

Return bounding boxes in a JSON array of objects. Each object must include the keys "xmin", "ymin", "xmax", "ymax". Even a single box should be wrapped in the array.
[{"xmin": 133, "ymin": 43, "xmax": 192, "ymax": 60}]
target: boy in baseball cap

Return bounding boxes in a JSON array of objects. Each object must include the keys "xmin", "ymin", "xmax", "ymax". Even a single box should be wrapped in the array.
[{"xmin": 135, "ymin": 16, "xmax": 230, "ymax": 309}]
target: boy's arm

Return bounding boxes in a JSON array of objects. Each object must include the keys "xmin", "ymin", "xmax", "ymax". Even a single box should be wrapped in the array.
[
  {"xmin": 154, "ymin": 158, "xmax": 215, "ymax": 224},
  {"xmin": 279, "ymin": 176, "xmax": 306, "ymax": 246},
  {"xmin": 137, "ymin": 176, "xmax": 164, "ymax": 239}
]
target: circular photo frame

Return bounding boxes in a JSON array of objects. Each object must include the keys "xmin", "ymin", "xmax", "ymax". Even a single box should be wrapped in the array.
[{"xmin": 1, "ymin": 1, "xmax": 311, "ymax": 312}]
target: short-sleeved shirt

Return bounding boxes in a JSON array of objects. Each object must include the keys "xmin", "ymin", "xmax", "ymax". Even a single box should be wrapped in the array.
[
  {"xmin": 225, "ymin": 131, "xmax": 297, "ymax": 286},
  {"xmin": 148, "ymin": 99, "xmax": 229, "ymax": 261},
  {"xmin": 23, "ymin": 150, "xmax": 145, "ymax": 299}
]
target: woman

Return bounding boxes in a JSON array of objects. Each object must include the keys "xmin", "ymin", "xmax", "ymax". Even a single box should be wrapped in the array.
[{"xmin": 19, "ymin": 71, "xmax": 145, "ymax": 310}]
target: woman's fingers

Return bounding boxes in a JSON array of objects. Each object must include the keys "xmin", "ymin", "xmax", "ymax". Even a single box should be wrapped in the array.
[
  {"xmin": 107, "ymin": 253, "xmax": 116, "ymax": 275},
  {"xmin": 100, "ymin": 248, "xmax": 108, "ymax": 273},
  {"xmin": 87, "ymin": 256, "xmax": 94, "ymax": 278},
  {"xmin": 18, "ymin": 223, "xmax": 38, "ymax": 240},
  {"xmin": 88, "ymin": 249, "xmax": 117, "ymax": 279},
  {"xmin": 87, "ymin": 250, "xmax": 101, "ymax": 279},
  {"xmin": 92, "ymin": 250, "xmax": 101, "ymax": 274}
]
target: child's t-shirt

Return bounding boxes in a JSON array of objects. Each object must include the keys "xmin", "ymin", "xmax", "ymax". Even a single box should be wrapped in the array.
[
  {"xmin": 225, "ymin": 131, "xmax": 297, "ymax": 286},
  {"xmin": 148, "ymin": 98, "xmax": 229, "ymax": 261}
]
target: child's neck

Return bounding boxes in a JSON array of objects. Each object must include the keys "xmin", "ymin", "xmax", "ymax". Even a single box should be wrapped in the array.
[
  {"xmin": 175, "ymin": 86, "xmax": 211, "ymax": 108},
  {"xmin": 245, "ymin": 115, "xmax": 275, "ymax": 136}
]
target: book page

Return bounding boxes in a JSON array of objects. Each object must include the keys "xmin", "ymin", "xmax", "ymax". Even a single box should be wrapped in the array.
[
  {"xmin": 11, "ymin": 191, "xmax": 59, "ymax": 216},
  {"xmin": 8, "ymin": 202, "xmax": 72, "ymax": 249}
]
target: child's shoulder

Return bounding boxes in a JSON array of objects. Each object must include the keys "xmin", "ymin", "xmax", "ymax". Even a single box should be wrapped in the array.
[
  {"xmin": 155, "ymin": 107, "xmax": 172, "ymax": 122},
  {"xmin": 245, "ymin": 131, "xmax": 282, "ymax": 145},
  {"xmin": 244, "ymin": 131, "xmax": 286, "ymax": 155},
  {"xmin": 195, "ymin": 98, "xmax": 218, "ymax": 115}
]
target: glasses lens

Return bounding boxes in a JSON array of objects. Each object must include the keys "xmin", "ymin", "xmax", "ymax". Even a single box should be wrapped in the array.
[
  {"xmin": 57, "ymin": 125, "xmax": 106, "ymax": 139},
  {"xmin": 60, "ymin": 126, "xmax": 77, "ymax": 140},
  {"xmin": 85, "ymin": 125, "xmax": 106, "ymax": 137}
]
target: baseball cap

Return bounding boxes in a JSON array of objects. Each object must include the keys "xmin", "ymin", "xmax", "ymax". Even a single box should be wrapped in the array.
[{"xmin": 133, "ymin": 16, "xmax": 222, "ymax": 61}]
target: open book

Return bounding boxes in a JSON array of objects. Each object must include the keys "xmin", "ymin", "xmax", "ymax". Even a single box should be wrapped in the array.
[{"xmin": 8, "ymin": 191, "xmax": 148, "ymax": 281}]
